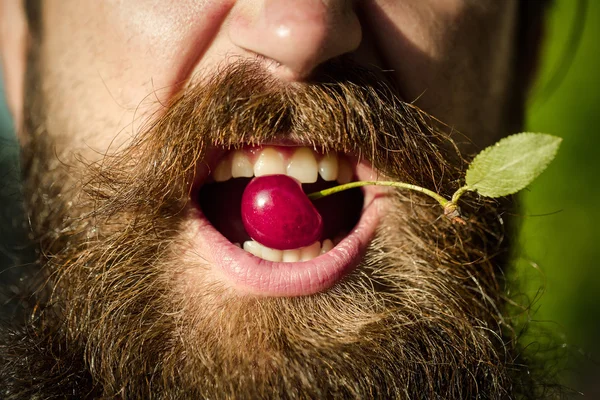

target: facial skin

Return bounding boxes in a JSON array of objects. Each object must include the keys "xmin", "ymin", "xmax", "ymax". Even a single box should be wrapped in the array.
[
  {"xmin": 6, "ymin": 0, "xmax": 521, "ymax": 151},
  {"xmin": 0, "ymin": 0, "xmax": 554, "ymax": 398}
]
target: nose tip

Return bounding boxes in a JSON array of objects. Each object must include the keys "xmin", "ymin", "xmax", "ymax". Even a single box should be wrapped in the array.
[{"xmin": 229, "ymin": 0, "xmax": 362, "ymax": 80}]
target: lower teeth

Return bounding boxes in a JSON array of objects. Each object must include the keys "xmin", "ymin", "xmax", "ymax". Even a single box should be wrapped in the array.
[{"xmin": 242, "ymin": 239, "xmax": 336, "ymax": 262}]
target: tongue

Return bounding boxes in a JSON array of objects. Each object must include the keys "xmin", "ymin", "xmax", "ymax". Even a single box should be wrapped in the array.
[{"xmin": 198, "ymin": 178, "xmax": 363, "ymax": 246}]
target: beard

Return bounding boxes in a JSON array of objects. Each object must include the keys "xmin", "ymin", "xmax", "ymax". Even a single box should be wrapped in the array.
[{"xmin": 0, "ymin": 59, "xmax": 551, "ymax": 399}]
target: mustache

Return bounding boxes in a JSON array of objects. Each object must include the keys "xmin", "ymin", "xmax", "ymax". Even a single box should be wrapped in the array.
[{"xmin": 84, "ymin": 59, "xmax": 462, "ymax": 219}]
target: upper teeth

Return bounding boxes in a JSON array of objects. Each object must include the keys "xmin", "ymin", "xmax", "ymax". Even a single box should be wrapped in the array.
[
  {"xmin": 230, "ymin": 151, "xmax": 254, "ymax": 179},
  {"xmin": 254, "ymin": 147, "xmax": 285, "ymax": 177},
  {"xmin": 213, "ymin": 146, "xmax": 353, "ymax": 183}
]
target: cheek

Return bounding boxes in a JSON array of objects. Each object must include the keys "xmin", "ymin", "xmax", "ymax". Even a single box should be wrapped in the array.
[
  {"xmin": 360, "ymin": 0, "xmax": 519, "ymax": 146},
  {"xmin": 40, "ymin": 0, "xmax": 233, "ymax": 157}
]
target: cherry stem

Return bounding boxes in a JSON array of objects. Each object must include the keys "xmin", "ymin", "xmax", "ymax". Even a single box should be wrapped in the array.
[
  {"xmin": 307, "ymin": 181, "xmax": 449, "ymax": 206},
  {"xmin": 450, "ymin": 185, "xmax": 471, "ymax": 205},
  {"xmin": 307, "ymin": 181, "xmax": 472, "ymax": 224}
]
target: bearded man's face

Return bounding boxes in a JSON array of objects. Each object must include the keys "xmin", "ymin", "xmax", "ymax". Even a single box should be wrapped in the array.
[{"xmin": 0, "ymin": 1, "xmax": 550, "ymax": 398}]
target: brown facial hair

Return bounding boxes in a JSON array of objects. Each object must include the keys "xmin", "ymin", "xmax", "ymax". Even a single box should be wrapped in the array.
[{"xmin": 0, "ymin": 59, "xmax": 554, "ymax": 399}]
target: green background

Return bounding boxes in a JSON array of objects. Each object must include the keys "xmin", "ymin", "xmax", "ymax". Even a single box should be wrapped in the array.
[
  {"xmin": 0, "ymin": 0, "xmax": 598, "ymax": 395},
  {"xmin": 519, "ymin": 0, "xmax": 600, "ymax": 395}
]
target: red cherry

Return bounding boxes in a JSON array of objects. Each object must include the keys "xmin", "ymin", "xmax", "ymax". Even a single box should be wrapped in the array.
[{"xmin": 241, "ymin": 175, "xmax": 323, "ymax": 250}]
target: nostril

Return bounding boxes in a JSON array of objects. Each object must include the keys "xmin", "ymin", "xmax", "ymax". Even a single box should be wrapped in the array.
[{"xmin": 229, "ymin": 0, "xmax": 362, "ymax": 80}]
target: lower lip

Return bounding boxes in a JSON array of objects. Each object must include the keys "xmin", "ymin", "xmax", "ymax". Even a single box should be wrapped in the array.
[{"xmin": 186, "ymin": 189, "xmax": 383, "ymax": 297}]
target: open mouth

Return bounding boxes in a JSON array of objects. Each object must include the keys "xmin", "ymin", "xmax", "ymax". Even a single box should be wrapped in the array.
[{"xmin": 187, "ymin": 145, "xmax": 388, "ymax": 297}]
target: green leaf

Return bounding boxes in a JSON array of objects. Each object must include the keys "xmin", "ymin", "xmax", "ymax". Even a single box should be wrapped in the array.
[{"xmin": 465, "ymin": 132, "xmax": 562, "ymax": 198}]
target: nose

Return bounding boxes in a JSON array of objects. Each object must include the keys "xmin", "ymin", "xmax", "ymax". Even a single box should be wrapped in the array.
[{"xmin": 229, "ymin": 0, "xmax": 362, "ymax": 80}]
